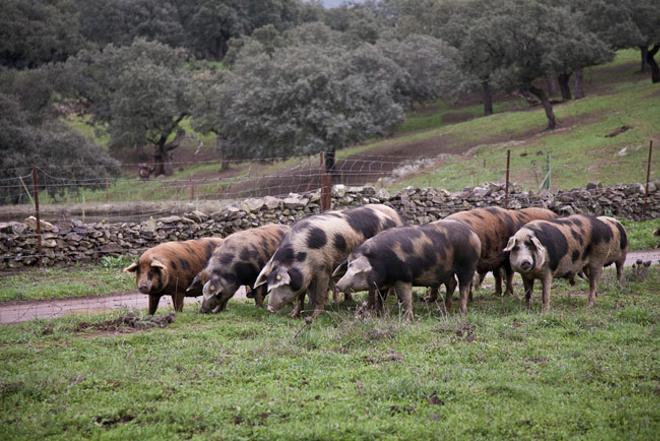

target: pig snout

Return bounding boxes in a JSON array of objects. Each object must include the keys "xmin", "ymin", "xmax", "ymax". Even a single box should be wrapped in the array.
[
  {"xmin": 520, "ymin": 260, "xmax": 533, "ymax": 272},
  {"xmin": 267, "ymin": 305, "xmax": 277, "ymax": 313},
  {"xmin": 336, "ymin": 277, "xmax": 350, "ymax": 292},
  {"xmin": 138, "ymin": 283, "xmax": 150, "ymax": 294}
]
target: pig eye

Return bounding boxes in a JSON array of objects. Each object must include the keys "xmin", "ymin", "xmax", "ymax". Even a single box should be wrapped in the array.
[{"xmin": 512, "ymin": 246, "xmax": 519, "ymax": 252}]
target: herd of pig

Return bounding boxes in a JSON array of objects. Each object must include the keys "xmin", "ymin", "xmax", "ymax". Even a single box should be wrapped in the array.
[{"xmin": 124, "ymin": 204, "xmax": 628, "ymax": 320}]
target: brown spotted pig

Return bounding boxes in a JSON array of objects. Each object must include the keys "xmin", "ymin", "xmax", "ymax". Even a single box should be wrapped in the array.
[
  {"xmin": 445, "ymin": 206, "xmax": 557, "ymax": 297},
  {"xmin": 335, "ymin": 219, "xmax": 481, "ymax": 319},
  {"xmin": 504, "ymin": 214, "xmax": 627, "ymax": 311},
  {"xmin": 254, "ymin": 204, "xmax": 404, "ymax": 319},
  {"xmin": 194, "ymin": 224, "xmax": 289, "ymax": 313},
  {"xmin": 123, "ymin": 237, "xmax": 224, "ymax": 314}
]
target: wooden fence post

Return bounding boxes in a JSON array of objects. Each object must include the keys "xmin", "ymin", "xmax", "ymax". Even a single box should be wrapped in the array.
[
  {"xmin": 504, "ymin": 150, "xmax": 511, "ymax": 208},
  {"xmin": 32, "ymin": 167, "xmax": 42, "ymax": 261}
]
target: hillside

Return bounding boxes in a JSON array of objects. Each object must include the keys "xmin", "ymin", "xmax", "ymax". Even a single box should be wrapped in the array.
[{"xmin": 63, "ymin": 49, "xmax": 658, "ymax": 204}]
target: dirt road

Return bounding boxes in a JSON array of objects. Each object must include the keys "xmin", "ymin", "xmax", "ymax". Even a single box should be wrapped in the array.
[
  {"xmin": 1, "ymin": 251, "xmax": 657, "ymax": 325},
  {"xmin": 0, "ymin": 287, "xmax": 248, "ymax": 325}
]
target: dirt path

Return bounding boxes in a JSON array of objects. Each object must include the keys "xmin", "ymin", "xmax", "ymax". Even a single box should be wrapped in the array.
[
  {"xmin": 0, "ymin": 287, "xmax": 248, "ymax": 325},
  {"xmin": 1, "ymin": 251, "xmax": 657, "ymax": 325}
]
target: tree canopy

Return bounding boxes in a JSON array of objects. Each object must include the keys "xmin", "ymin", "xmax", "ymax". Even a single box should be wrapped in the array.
[{"xmin": 58, "ymin": 39, "xmax": 197, "ymax": 174}]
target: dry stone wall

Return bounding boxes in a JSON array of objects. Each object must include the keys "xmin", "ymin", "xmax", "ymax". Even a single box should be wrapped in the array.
[{"xmin": 1, "ymin": 182, "xmax": 658, "ymax": 269}]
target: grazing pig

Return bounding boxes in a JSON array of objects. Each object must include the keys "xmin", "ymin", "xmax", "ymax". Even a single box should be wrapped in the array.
[
  {"xmin": 446, "ymin": 206, "xmax": 557, "ymax": 296},
  {"xmin": 123, "ymin": 238, "xmax": 224, "ymax": 314},
  {"xmin": 194, "ymin": 224, "xmax": 289, "ymax": 313},
  {"xmin": 254, "ymin": 204, "xmax": 404, "ymax": 319},
  {"xmin": 504, "ymin": 214, "xmax": 628, "ymax": 311},
  {"xmin": 335, "ymin": 220, "xmax": 481, "ymax": 318}
]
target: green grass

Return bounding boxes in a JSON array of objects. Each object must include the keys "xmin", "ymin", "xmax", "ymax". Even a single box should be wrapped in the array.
[
  {"xmin": 623, "ymin": 219, "xmax": 660, "ymax": 251},
  {"xmin": 1, "ymin": 267, "xmax": 658, "ymax": 439},
  {"xmin": 0, "ymin": 260, "xmax": 133, "ymax": 302},
  {"xmin": 399, "ymin": 97, "xmax": 527, "ymax": 134},
  {"xmin": 392, "ymin": 80, "xmax": 658, "ymax": 191},
  {"xmin": 390, "ymin": 50, "xmax": 659, "ymax": 191}
]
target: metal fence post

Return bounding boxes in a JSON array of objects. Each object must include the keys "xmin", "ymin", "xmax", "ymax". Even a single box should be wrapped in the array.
[{"xmin": 32, "ymin": 167, "xmax": 42, "ymax": 260}]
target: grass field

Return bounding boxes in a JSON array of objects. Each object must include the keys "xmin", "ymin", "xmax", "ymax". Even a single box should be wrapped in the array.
[
  {"xmin": 0, "ymin": 256, "xmax": 133, "ymax": 303},
  {"xmin": 1, "ymin": 266, "xmax": 658, "ymax": 439}
]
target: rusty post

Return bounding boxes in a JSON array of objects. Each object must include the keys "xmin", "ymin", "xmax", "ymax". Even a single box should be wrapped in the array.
[
  {"xmin": 320, "ymin": 151, "xmax": 331, "ymax": 212},
  {"xmin": 32, "ymin": 167, "xmax": 42, "ymax": 258},
  {"xmin": 504, "ymin": 149, "xmax": 511, "ymax": 208},
  {"xmin": 644, "ymin": 140, "xmax": 653, "ymax": 218}
]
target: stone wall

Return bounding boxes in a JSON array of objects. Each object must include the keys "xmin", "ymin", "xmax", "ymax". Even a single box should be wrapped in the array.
[{"xmin": 1, "ymin": 182, "xmax": 658, "ymax": 269}]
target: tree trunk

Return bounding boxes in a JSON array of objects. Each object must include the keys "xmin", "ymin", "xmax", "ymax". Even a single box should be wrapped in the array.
[
  {"xmin": 647, "ymin": 45, "xmax": 660, "ymax": 84},
  {"xmin": 150, "ymin": 114, "xmax": 187, "ymax": 176},
  {"xmin": 574, "ymin": 68, "xmax": 585, "ymax": 99},
  {"xmin": 135, "ymin": 144, "xmax": 147, "ymax": 162},
  {"xmin": 545, "ymin": 75, "xmax": 559, "ymax": 98},
  {"xmin": 640, "ymin": 46, "xmax": 649, "ymax": 73},
  {"xmin": 482, "ymin": 81, "xmax": 493, "ymax": 116},
  {"xmin": 557, "ymin": 73, "xmax": 572, "ymax": 100},
  {"xmin": 529, "ymin": 85, "xmax": 557, "ymax": 130},
  {"xmin": 153, "ymin": 142, "xmax": 170, "ymax": 177}
]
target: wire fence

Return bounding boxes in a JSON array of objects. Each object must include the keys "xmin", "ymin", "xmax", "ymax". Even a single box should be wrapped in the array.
[{"xmin": 1, "ymin": 140, "xmax": 656, "ymax": 226}]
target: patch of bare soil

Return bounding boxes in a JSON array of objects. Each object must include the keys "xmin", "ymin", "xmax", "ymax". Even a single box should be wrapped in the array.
[{"xmin": 74, "ymin": 312, "xmax": 175, "ymax": 334}]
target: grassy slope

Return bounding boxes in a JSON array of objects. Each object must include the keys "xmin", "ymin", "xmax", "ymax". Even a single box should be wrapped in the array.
[
  {"xmin": 391, "ymin": 50, "xmax": 660, "ymax": 191},
  {"xmin": 1, "ymin": 267, "xmax": 658, "ymax": 439},
  {"xmin": 61, "ymin": 50, "xmax": 658, "ymax": 203}
]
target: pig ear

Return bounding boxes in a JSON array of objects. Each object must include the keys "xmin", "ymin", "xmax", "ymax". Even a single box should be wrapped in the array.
[
  {"xmin": 268, "ymin": 270, "xmax": 291, "ymax": 291},
  {"xmin": 186, "ymin": 272, "xmax": 202, "ymax": 293},
  {"xmin": 503, "ymin": 237, "xmax": 516, "ymax": 252},
  {"xmin": 332, "ymin": 261, "xmax": 348, "ymax": 278},
  {"xmin": 150, "ymin": 259, "xmax": 166, "ymax": 270},
  {"xmin": 254, "ymin": 263, "xmax": 271, "ymax": 289},
  {"xmin": 123, "ymin": 262, "xmax": 138, "ymax": 273},
  {"xmin": 530, "ymin": 236, "xmax": 544, "ymax": 250},
  {"xmin": 352, "ymin": 256, "xmax": 372, "ymax": 273}
]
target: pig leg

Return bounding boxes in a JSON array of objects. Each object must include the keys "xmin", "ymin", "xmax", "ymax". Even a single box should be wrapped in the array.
[
  {"xmin": 253, "ymin": 285, "xmax": 266, "ymax": 308},
  {"xmin": 493, "ymin": 268, "xmax": 503, "ymax": 296},
  {"xmin": 456, "ymin": 268, "xmax": 476, "ymax": 314},
  {"xmin": 522, "ymin": 277, "xmax": 534, "ymax": 308},
  {"xmin": 172, "ymin": 291, "xmax": 185, "ymax": 312},
  {"xmin": 473, "ymin": 271, "xmax": 485, "ymax": 291},
  {"xmin": 148, "ymin": 295, "xmax": 161, "ymax": 315},
  {"xmin": 587, "ymin": 265, "xmax": 602, "ymax": 308},
  {"xmin": 541, "ymin": 274, "xmax": 552, "ymax": 312},
  {"xmin": 394, "ymin": 281, "xmax": 414, "ymax": 321},
  {"xmin": 443, "ymin": 278, "xmax": 457, "ymax": 311},
  {"xmin": 289, "ymin": 292, "xmax": 305, "ymax": 318},
  {"xmin": 425, "ymin": 286, "xmax": 439, "ymax": 303},
  {"xmin": 504, "ymin": 265, "xmax": 515, "ymax": 296},
  {"xmin": 343, "ymin": 291, "xmax": 354, "ymax": 304},
  {"xmin": 332, "ymin": 281, "xmax": 339, "ymax": 304},
  {"xmin": 309, "ymin": 272, "xmax": 330, "ymax": 320},
  {"xmin": 615, "ymin": 258, "xmax": 625, "ymax": 287},
  {"xmin": 367, "ymin": 286, "xmax": 377, "ymax": 310}
]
